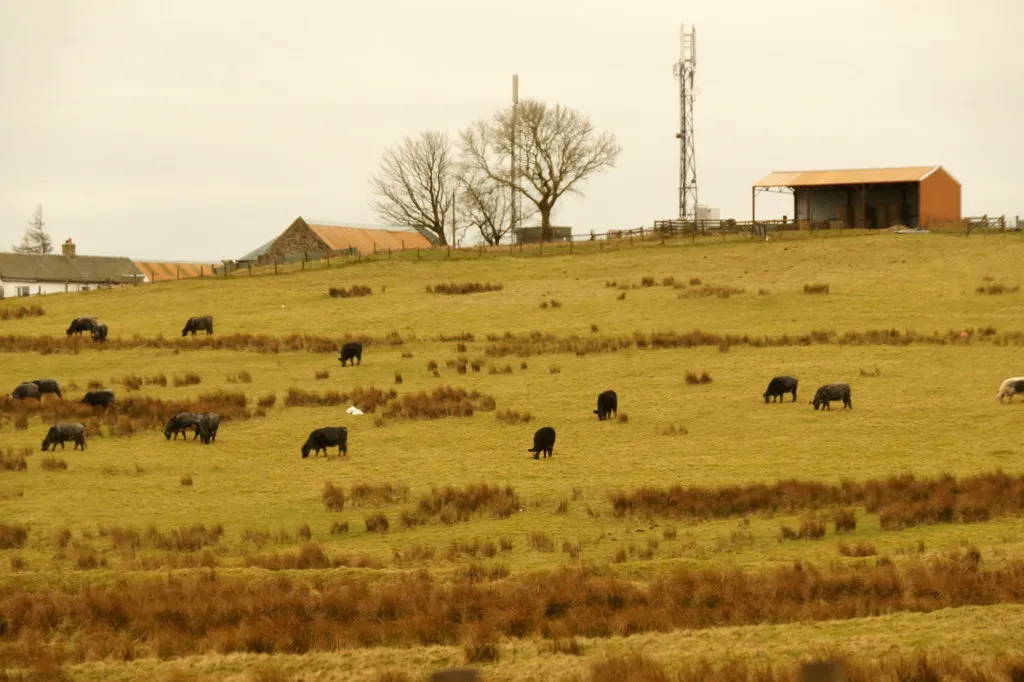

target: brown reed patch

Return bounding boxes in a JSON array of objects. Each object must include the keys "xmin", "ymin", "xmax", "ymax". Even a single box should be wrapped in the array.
[
  {"xmin": 833, "ymin": 508, "xmax": 857, "ymax": 533},
  {"xmin": 678, "ymin": 285, "xmax": 745, "ymax": 299},
  {"xmin": 180, "ymin": 475, "xmax": 193, "ymax": 487},
  {"xmin": 330, "ymin": 521, "xmax": 349, "ymax": 535},
  {"xmin": 528, "ymin": 531, "xmax": 556, "ymax": 552},
  {"xmin": 380, "ymin": 386, "xmax": 496, "ymax": 421},
  {"xmin": 146, "ymin": 374, "xmax": 168, "ymax": 386},
  {"xmin": 412, "ymin": 483, "xmax": 521, "ymax": 526},
  {"xmin": 445, "ymin": 539, "xmax": 501, "ymax": 561},
  {"xmin": 463, "ymin": 622, "xmax": 501, "ymax": 663},
  {"xmin": 659, "ymin": 424, "xmax": 688, "ymax": 437},
  {"xmin": 392, "ymin": 544, "xmax": 437, "ymax": 567},
  {"xmin": 322, "ymin": 481, "xmax": 346, "ymax": 511},
  {"xmin": 859, "ymin": 365, "xmax": 882, "ymax": 377},
  {"xmin": 348, "ymin": 482, "xmax": 410, "ymax": 507},
  {"xmin": 172, "ymin": 372, "xmax": 202, "ymax": 387},
  {"xmin": 401, "ymin": 351, "xmax": 413, "ymax": 358},
  {"xmin": 328, "ymin": 284, "xmax": 372, "ymax": 298},
  {"xmin": 121, "ymin": 375, "xmax": 143, "ymax": 391},
  {"xmin": 427, "ymin": 282, "xmax": 503, "ymax": 295},
  {"xmin": 0, "ymin": 303, "xmax": 45, "ymax": 321},
  {"xmin": 684, "ymin": 371, "xmax": 712, "ymax": 385},
  {"xmin": 365, "ymin": 512, "xmax": 390, "ymax": 533},
  {"xmin": 549, "ymin": 365, "xmax": 561, "ymax": 374},
  {"xmin": 758, "ymin": 288, "xmax": 771, "ymax": 295},
  {"xmin": 489, "ymin": 363, "xmax": 514, "ymax": 375},
  {"xmin": 297, "ymin": 523, "xmax": 312, "ymax": 541},
  {"xmin": 257, "ymin": 393, "xmax": 277, "ymax": 408},
  {"xmin": 610, "ymin": 470, "xmax": 1024, "ymax": 525},
  {"xmin": 284, "ymin": 386, "xmax": 397, "ymax": 412},
  {"xmin": 495, "ymin": 408, "xmax": 533, "ymax": 424},
  {"xmin": 838, "ymin": 540, "xmax": 878, "ymax": 557},
  {"xmin": 226, "ymin": 370, "xmax": 252, "ymax": 384},
  {"xmin": 977, "ymin": 282, "xmax": 1019, "ymax": 295},
  {"xmin": 315, "ymin": 369, "xmax": 329, "ymax": 380},
  {"xmin": 97, "ymin": 524, "xmax": 224, "ymax": 552},
  {"xmin": 616, "ymin": 291, "xmax": 626, "ymax": 300},
  {"xmin": 0, "ymin": 448, "xmax": 29, "ymax": 472},
  {"xmin": 804, "ymin": 282, "xmax": 830, "ymax": 294},
  {"xmin": 0, "ymin": 523, "xmax": 28, "ymax": 549},
  {"xmin": 40, "ymin": 455, "xmax": 67, "ymax": 471},
  {"xmin": 394, "ymin": 372, "xmax": 403, "ymax": 384},
  {"xmin": 617, "ymin": 412, "xmax": 629, "ymax": 423},
  {"xmin": 554, "ymin": 499, "xmax": 570, "ymax": 515}
]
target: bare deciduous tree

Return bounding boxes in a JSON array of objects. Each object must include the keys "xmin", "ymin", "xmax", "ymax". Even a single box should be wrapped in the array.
[
  {"xmin": 13, "ymin": 204, "xmax": 53, "ymax": 254},
  {"xmin": 459, "ymin": 170, "xmax": 535, "ymax": 246},
  {"xmin": 370, "ymin": 131, "xmax": 458, "ymax": 246},
  {"xmin": 460, "ymin": 99, "xmax": 621, "ymax": 241}
]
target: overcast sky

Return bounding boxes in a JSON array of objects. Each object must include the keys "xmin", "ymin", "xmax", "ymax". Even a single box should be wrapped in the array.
[{"xmin": 1, "ymin": 0, "xmax": 1021, "ymax": 261}]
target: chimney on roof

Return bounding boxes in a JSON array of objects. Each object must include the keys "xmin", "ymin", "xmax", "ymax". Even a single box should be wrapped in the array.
[{"xmin": 62, "ymin": 238, "xmax": 76, "ymax": 258}]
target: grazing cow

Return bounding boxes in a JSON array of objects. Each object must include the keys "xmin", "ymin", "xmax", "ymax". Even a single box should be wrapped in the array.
[
  {"xmin": 81, "ymin": 389, "xmax": 116, "ymax": 408},
  {"xmin": 182, "ymin": 315, "xmax": 214, "ymax": 336},
  {"xmin": 593, "ymin": 390, "xmax": 618, "ymax": 420},
  {"xmin": 196, "ymin": 413, "xmax": 221, "ymax": 444},
  {"xmin": 338, "ymin": 341, "xmax": 363, "ymax": 367},
  {"xmin": 66, "ymin": 317, "xmax": 98, "ymax": 336},
  {"xmin": 10, "ymin": 382, "xmax": 41, "ymax": 400},
  {"xmin": 996, "ymin": 376, "xmax": 1024, "ymax": 403},
  {"xmin": 41, "ymin": 422, "xmax": 87, "ymax": 451},
  {"xmin": 763, "ymin": 376, "xmax": 799, "ymax": 403},
  {"xmin": 811, "ymin": 383, "xmax": 852, "ymax": 410},
  {"xmin": 91, "ymin": 322, "xmax": 108, "ymax": 342},
  {"xmin": 31, "ymin": 379, "xmax": 63, "ymax": 399},
  {"xmin": 301, "ymin": 426, "xmax": 348, "ymax": 458},
  {"xmin": 528, "ymin": 426, "xmax": 556, "ymax": 459},
  {"xmin": 164, "ymin": 412, "xmax": 201, "ymax": 440}
]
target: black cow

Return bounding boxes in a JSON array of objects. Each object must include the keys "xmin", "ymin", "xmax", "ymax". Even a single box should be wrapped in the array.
[
  {"xmin": 81, "ymin": 389, "xmax": 116, "ymax": 408},
  {"xmin": 593, "ymin": 390, "xmax": 618, "ymax": 420},
  {"xmin": 302, "ymin": 426, "xmax": 348, "ymax": 458},
  {"xmin": 66, "ymin": 317, "xmax": 98, "ymax": 336},
  {"xmin": 339, "ymin": 341, "xmax": 363, "ymax": 367},
  {"xmin": 31, "ymin": 379, "xmax": 63, "ymax": 399},
  {"xmin": 41, "ymin": 422, "xmax": 87, "ymax": 451},
  {"xmin": 182, "ymin": 315, "xmax": 214, "ymax": 336},
  {"xmin": 196, "ymin": 413, "xmax": 221, "ymax": 444},
  {"xmin": 11, "ymin": 382, "xmax": 41, "ymax": 400},
  {"xmin": 763, "ymin": 376, "xmax": 798, "ymax": 403},
  {"xmin": 528, "ymin": 426, "xmax": 556, "ymax": 459},
  {"xmin": 812, "ymin": 383, "xmax": 853, "ymax": 411},
  {"xmin": 164, "ymin": 412, "xmax": 201, "ymax": 440},
  {"xmin": 91, "ymin": 322, "xmax": 108, "ymax": 342}
]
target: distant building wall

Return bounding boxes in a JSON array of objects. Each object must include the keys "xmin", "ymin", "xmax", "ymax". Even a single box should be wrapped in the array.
[{"xmin": 919, "ymin": 168, "xmax": 962, "ymax": 227}]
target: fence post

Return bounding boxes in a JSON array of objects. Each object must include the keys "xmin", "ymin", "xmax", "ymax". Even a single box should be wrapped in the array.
[
  {"xmin": 388, "ymin": 248, "xmax": 391, "ymax": 259},
  {"xmin": 274, "ymin": 259, "xmax": 278, "ymax": 275},
  {"xmin": 569, "ymin": 238, "xmax": 573, "ymax": 254},
  {"xmin": 247, "ymin": 263, "xmax": 252, "ymax": 276},
  {"xmin": 417, "ymin": 248, "xmax": 421, "ymax": 259},
  {"xmin": 447, "ymin": 245, "xmax": 451, "ymax": 258}
]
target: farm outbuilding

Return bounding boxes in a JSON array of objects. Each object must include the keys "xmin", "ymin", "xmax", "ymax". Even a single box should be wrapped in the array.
[
  {"xmin": 239, "ymin": 217, "xmax": 434, "ymax": 264},
  {"xmin": 0, "ymin": 240, "xmax": 144, "ymax": 299},
  {"xmin": 752, "ymin": 166, "xmax": 961, "ymax": 229}
]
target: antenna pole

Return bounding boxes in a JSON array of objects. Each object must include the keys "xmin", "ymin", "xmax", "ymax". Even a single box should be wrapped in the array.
[
  {"xmin": 673, "ymin": 24, "xmax": 698, "ymax": 220},
  {"xmin": 511, "ymin": 74, "xmax": 519, "ymax": 241}
]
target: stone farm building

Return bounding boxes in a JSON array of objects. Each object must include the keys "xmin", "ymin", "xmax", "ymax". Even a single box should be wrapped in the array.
[
  {"xmin": 239, "ymin": 217, "xmax": 434, "ymax": 264},
  {"xmin": 752, "ymin": 165, "xmax": 961, "ymax": 229},
  {"xmin": 0, "ymin": 240, "xmax": 144, "ymax": 299}
]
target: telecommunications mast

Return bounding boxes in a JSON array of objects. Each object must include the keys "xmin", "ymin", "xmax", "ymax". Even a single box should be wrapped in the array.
[{"xmin": 673, "ymin": 24, "xmax": 697, "ymax": 220}]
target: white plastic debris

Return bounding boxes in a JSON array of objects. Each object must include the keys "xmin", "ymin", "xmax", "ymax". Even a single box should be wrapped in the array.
[{"xmin": 346, "ymin": 406, "xmax": 364, "ymax": 415}]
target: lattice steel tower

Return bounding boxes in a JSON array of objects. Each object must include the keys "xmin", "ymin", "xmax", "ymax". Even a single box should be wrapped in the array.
[{"xmin": 673, "ymin": 24, "xmax": 697, "ymax": 220}]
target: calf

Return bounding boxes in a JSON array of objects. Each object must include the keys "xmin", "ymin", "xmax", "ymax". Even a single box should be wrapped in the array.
[
  {"xmin": 302, "ymin": 426, "xmax": 348, "ymax": 458},
  {"xmin": 182, "ymin": 315, "xmax": 214, "ymax": 336},
  {"xmin": 66, "ymin": 317, "xmax": 98, "ymax": 336},
  {"xmin": 338, "ymin": 341, "xmax": 363, "ymax": 367},
  {"xmin": 196, "ymin": 413, "xmax": 221, "ymax": 444},
  {"xmin": 593, "ymin": 390, "xmax": 618, "ymax": 420},
  {"xmin": 32, "ymin": 378, "xmax": 63, "ymax": 399},
  {"xmin": 11, "ymin": 382, "xmax": 41, "ymax": 400},
  {"xmin": 41, "ymin": 422, "xmax": 87, "ymax": 451},
  {"xmin": 811, "ymin": 383, "xmax": 852, "ymax": 410},
  {"xmin": 528, "ymin": 426, "xmax": 556, "ymax": 459},
  {"xmin": 763, "ymin": 376, "xmax": 798, "ymax": 403},
  {"xmin": 996, "ymin": 376, "xmax": 1024, "ymax": 403},
  {"xmin": 91, "ymin": 322, "xmax": 108, "ymax": 342},
  {"xmin": 164, "ymin": 412, "xmax": 201, "ymax": 440},
  {"xmin": 81, "ymin": 389, "xmax": 116, "ymax": 409}
]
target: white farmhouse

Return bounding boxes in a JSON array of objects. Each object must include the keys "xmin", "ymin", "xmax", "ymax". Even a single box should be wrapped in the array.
[{"xmin": 0, "ymin": 240, "xmax": 145, "ymax": 299}]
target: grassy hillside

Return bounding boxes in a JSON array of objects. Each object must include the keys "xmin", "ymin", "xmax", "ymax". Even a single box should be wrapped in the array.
[{"xmin": 3, "ymin": 230, "xmax": 1024, "ymax": 681}]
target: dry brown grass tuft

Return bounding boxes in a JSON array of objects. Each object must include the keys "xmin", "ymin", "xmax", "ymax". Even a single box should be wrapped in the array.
[
  {"xmin": 409, "ymin": 483, "xmax": 521, "ymax": 526},
  {"xmin": 678, "ymin": 285, "xmax": 745, "ymax": 299},
  {"xmin": 0, "ymin": 523, "xmax": 28, "ymax": 549},
  {"xmin": 463, "ymin": 623, "xmax": 501, "ymax": 664},
  {"xmin": 804, "ymin": 282, "xmax": 830, "ymax": 294},
  {"xmin": 315, "ymin": 369, "xmax": 329, "ymax": 380},
  {"xmin": 380, "ymin": 386, "xmax": 496, "ymax": 421},
  {"xmin": 495, "ymin": 408, "xmax": 534, "ymax": 424},
  {"xmin": 172, "ymin": 372, "xmax": 202, "ymax": 387},
  {"xmin": 977, "ymin": 282, "xmax": 1019, "ymax": 295},
  {"xmin": 330, "ymin": 521, "xmax": 349, "ymax": 535},
  {"xmin": 0, "ymin": 303, "xmax": 45, "ymax": 321},
  {"xmin": 284, "ymin": 386, "xmax": 397, "ymax": 412},
  {"xmin": 838, "ymin": 540, "xmax": 878, "ymax": 557},
  {"xmin": 41, "ymin": 455, "xmax": 67, "ymax": 471},
  {"xmin": 322, "ymin": 481, "xmax": 346, "ymax": 511},
  {"xmin": 528, "ymin": 531, "xmax": 556, "ymax": 552},
  {"xmin": 365, "ymin": 512, "xmax": 390, "ymax": 533},
  {"xmin": 684, "ymin": 372, "xmax": 713, "ymax": 385},
  {"xmin": 659, "ymin": 424, "xmax": 688, "ymax": 437},
  {"xmin": 257, "ymin": 393, "xmax": 277, "ymax": 408},
  {"xmin": 180, "ymin": 475, "xmax": 193, "ymax": 487},
  {"xmin": 554, "ymin": 499, "xmax": 570, "ymax": 515},
  {"xmin": 427, "ymin": 282, "xmax": 503, "ymax": 295},
  {"xmin": 833, "ymin": 508, "xmax": 857, "ymax": 533},
  {"xmin": 0, "ymin": 448, "xmax": 29, "ymax": 472},
  {"xmin": 617, "ymin": 412, "xmax": 629, "ymax": 423},
  {"xmin": 226, "ymin": 370, "xmax": 252, "ymax": 384},
  {"xmin": 349, "ymin": 482, "xmax": 410, "ymax": 506},
  {"xmin": 328, "ymin": 284, "xmax": 372, "ymax": 298},
  {"xmin": 297, "ymin": 523, "xmax": 312, "ymax": 540}
]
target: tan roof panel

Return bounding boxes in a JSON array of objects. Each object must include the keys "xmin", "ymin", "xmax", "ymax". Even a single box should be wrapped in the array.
[
  {"xmin": 133, "ymin": 261, "xmax": 219, "ymax": 282},
  {"xmin": 308, "ymin": 224, "xmax": 433, "ymax": 253},
  {"xmin": 754, "ymin": 166, "xmax": 941, "ymax": 188}
]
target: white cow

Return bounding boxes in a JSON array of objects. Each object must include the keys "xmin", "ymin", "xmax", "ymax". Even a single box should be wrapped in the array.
[{"xmin": 996, "ymin": 376, "xmax": 1024, "ymax": 403}]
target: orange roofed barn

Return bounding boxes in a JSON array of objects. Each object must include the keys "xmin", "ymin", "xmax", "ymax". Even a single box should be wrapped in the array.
[
  {"xmin": 239, "ymin": 218, "xmax": 434, "ymax": 264},
  {"xmin": 752, "ymin": 166, "xmax": 961, "ymax": 229}
]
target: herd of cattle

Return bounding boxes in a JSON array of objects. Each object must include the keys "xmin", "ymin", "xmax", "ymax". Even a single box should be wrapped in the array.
[{"xmin": 8, "ymin": 316, "xmax": 1024, "ymax": 458}]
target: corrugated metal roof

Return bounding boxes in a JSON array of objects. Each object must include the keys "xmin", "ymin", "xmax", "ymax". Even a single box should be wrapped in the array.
[
  {"xmin": 308, "ymin": 223, "xmax": 433, "ymax": 253},
  {"xmin": 133, "ymin": 261, "xmax": 219, "ymax": 282},
  {"xmin": 0, "ymin": 253, "xmax": 142, "ymax": 283},
  {"xmin": 754, "ymin": 166, "xmax": 941, "ymax": 188},
  {"xmin": 238, "ymin": 237, "xmax": 276, "ymax": 262}
]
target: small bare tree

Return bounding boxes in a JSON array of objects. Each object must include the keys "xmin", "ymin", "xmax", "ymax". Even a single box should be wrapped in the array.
[
  {"xmin": 459, "ymin": 171, "xmax": 535, "ymax": 246},
  {"xmin": 370, "ymin": 131, "xmax": 459, "ymax": 246},
  {"xmin": 12, "ymin": 204, "xmax": 53, "ymax": 254},
  {"xmin": 460, "ymin": 99, "xmax": 621, "ymax": 241}
]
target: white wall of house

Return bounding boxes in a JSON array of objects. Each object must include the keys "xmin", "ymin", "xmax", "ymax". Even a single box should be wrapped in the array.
[{"xmin": 0, "ymin": 278, "xmax": 100, "ymax": 299}]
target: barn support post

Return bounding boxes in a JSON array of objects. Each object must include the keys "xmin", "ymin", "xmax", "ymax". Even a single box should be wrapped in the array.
[
  {"xmin": 751, "ymin": 186, "xmax": 756, "ymax": 222},
  {"xmin": 860, "ymin": 184, "xmax": 868, "ymax": 229},
  {"xmin": 247, "ymin": 263, "xmax": 252, "ymax": 276}
]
